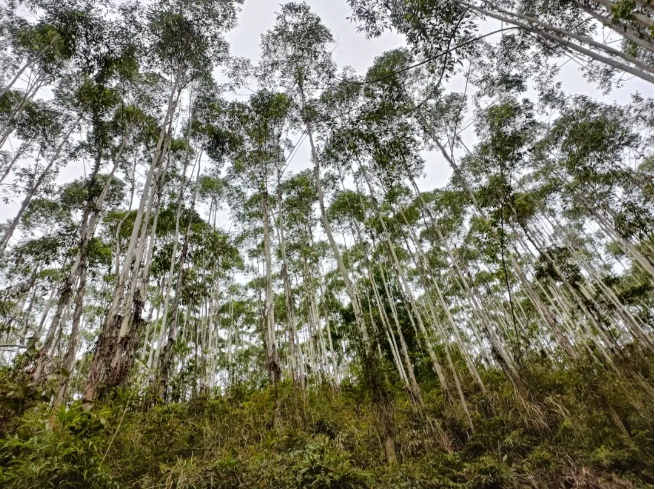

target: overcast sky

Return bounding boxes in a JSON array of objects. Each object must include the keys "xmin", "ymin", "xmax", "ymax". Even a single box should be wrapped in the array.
[
  {"xmin": 228, "ymin": 0, "xmax": 406, "ymax": 73},
  {"xmin": 1, "ymin": 0, "xmax": 651, "ymax": 234}
]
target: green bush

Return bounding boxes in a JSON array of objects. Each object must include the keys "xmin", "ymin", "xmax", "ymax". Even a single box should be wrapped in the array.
[{"xmin": 0, "ymin": 404, "xmax": 114, "ymax": 488}]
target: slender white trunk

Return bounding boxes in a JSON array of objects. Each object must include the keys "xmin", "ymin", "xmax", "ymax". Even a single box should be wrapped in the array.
[
  {"xmin": 459, "ymin": 0, "xmax": 653, "ymax": 82},
  {"xmin": 0, "ymin": 35, "xmax": 57, "ymax": 99}
]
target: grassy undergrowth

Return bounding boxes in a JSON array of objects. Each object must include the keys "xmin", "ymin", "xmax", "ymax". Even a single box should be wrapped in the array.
[{"xmin": 0, "ymin": 351, "xmax": 652, "ymax": 488}]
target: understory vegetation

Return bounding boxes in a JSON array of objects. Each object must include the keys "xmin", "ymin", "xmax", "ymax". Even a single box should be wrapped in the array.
[{"xmin": 1, "ymin": 346, "xmax": 653, "ymax": 488}]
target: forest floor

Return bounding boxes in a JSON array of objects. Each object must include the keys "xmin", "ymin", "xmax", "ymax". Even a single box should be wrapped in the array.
[{"xmin": 0, "ymin": 349, "xmax": 652, "ymax": 488}]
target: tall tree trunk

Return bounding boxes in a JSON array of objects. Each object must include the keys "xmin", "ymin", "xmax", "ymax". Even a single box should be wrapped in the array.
[
  {"xmin": 262, "ymin": 183, "xmax": 281, "ymax": 385},
  {"xmin": 0, "ymin": 142, "xmax": 30, "ymax": 185},
  {"xmin": 0, "ymin": 34, "xmax": 57, "ymax": 99},
  {"xmin": 300, "ymin": 87, "xmax": 396, "ymax": 464},
  {"xmin": 83, "ymin": 75, "xmax": 182, "ymax": 407},
  {"xmin": 276, "ymin": 168, "xmax": 303, "ymax": 387},
  {"xmin": 457, "ymin": 0, "xmax": 653, "ymax": 82},
  {"xmin": 52, "ymin": 253, "xmax": 88, "ymax": 410},
  {"xmin": 0, "ymin": 117, "xmax": 79, "ymax": 255},
  {"xmin": 157, "ymin": 157, "xmax": 202, "ymax": 399},
  {"xmin": 33, "ymin": 133, "xmax": 127, "ymax": 384}
]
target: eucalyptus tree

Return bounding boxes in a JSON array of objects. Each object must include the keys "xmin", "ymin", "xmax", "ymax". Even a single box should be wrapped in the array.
[
  {"xmin": 49, "ymin": 80, "xmax": 134, "ymax": 406},
  {"xmin": 0, "ymin": 101, "xmax": 72, "ymax": 256},
  {"xmin": 7, "ymin": 170, "xmax": 122, "ymax": 378},
  {"xmin": 153, "ymin": 141, "xmax": 207, "ymax": 400},
  {"xmin": 0, "ymin": 15, "xmax": 67, "ymax": 144},
  {"xmin": 533, "ymin": 96, "xmax": 653, "ymax": 274},
  {"xmin": 327, "ymin": 185, "xmax": 425, "ymax": 402},
  {"xmin": 187, "ymin": 220, "xmax": 242, "ymax": 393},
  {"xmin": 0, "ymin": 0, "xmax": 650, "ymax": 469},
  {"xmin": 278, "ymin": 169, "xmax": 319, "ymax": 386},
  {"xmin": 260, "ymin": 2, "xmax": 368, "ymax": 372},
  {"xmin": 1, "ymin": 3, "xmax": 147, "ymax": 392},
  {"xmin": 260, "ymin": 3, "xmax": 403, "ymax": 460},
  {"xmin": 27, "ymin": 33, "xmax": 143, "ymax": 393},
  {"xmin": 345, "ymin": 47, "xmax": 554, "ymax": 377},
  {"xmin": 223, "ymin": 90, "xmax": 292, "ymax": 385},
  {"xmin": 348, "ymin": 0, "xmax": 654, "ymax": 84},
  {"xmin": 0, "ymin": 15, "xmax": 63, "ymax": 99},
  {"xmin": 0, "ymin": 193, "xmax": 74, "ymax": 352},
  {"xmin": 49, "ymin": 175, "xmax": 124, "ymax": 407},
  {"xmin": 82, "ymin": 0, "xmax": 242, "ymax": 406},
  {"xmin": 524, "ymin": 96, "xmax": 654, "ymax": 351},
  {"xmin": 322, "ymin": 71, "xmax": 482, "ymax": 428},
  {"xmin": 0, "ymin": 1, "xmax": 123, "ymax": 152},
  {"xmin": 448, "ymin": 84, "xmax": 654, "ymax": 367},
  {"xmin": 0, "ymin": 93, "xmax": 65, "ymax": 186}
]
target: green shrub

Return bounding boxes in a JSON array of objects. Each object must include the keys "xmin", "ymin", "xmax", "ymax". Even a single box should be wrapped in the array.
[{"xmin": 0, "ymin": 404, "xmax": 114, "ymax": 488}]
